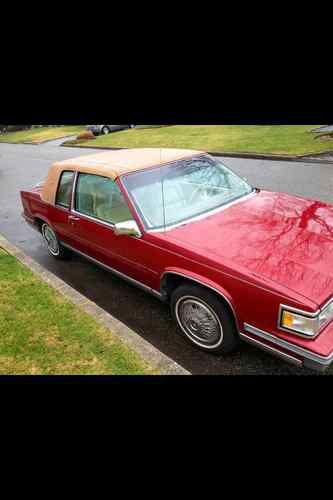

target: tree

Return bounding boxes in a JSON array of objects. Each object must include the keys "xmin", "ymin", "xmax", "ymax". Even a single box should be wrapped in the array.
[{"xmin": 0, "ymin": 125, "xmax": 33, "ymax": 134}]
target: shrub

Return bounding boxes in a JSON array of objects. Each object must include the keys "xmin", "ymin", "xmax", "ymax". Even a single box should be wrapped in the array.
[{"xmin": 76, "ymin": 130, "xmax": 96, "ymax": 141}]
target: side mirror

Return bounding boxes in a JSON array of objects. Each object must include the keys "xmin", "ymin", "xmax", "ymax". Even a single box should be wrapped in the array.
[{"xmin": 114, "ymin": 220, "xmax": 142, "ymax": 238}]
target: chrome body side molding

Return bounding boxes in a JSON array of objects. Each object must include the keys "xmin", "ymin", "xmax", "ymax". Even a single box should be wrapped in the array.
[
  {"xmin": 61, "ymin": 242, "xmax": 163, "ymax": 300},
  {"xmin": 242, "ymin": 323, "xmax": 333, "ymax": 371},
  {"xmin": 240, "ymin": 331, "xmax": 302, "ymax": 367}
]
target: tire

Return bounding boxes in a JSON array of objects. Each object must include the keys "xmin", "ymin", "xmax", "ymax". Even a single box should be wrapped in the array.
[
  {"xmin": 102, "ymin": 126, "xmax": 110, "ymax": 135},
  {"xmin": 171, "ymin": 284, "xmax": 239, "ymax": 354},
  {"xmin": 42, "ymin": 223, "xmax": 70, "ymax": 260}
]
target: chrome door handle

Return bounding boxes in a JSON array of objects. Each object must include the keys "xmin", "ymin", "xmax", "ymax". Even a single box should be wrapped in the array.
[{"xmin": 68, "ymin": 215, "xmax": 80, "ymax": 224}]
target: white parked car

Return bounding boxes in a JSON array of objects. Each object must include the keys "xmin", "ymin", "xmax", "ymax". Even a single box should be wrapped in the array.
[{"xmin": 87, "ymin": 125, "xmax": 135, "ymax": 136}]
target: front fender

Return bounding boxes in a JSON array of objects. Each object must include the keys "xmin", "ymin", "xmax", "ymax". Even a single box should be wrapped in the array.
[
  {"xmin": 161, "ymin": 267, "xmax": 239, "ymax": 330},
  {"xmin": 33, "ymin": 212, "xmax": 53, "ymax": 228}
]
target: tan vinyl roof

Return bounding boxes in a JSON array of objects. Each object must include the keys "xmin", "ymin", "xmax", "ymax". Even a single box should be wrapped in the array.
[{"xmin": 42, "ymin": 148, "xmax": 204, "ymax": 204}]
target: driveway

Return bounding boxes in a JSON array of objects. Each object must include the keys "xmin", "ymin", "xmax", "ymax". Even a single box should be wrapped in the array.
[
  {"xmin": 40, "ymin": 136, "xmax": 78, "ymax": 147},
  {"xmin": 1, "ymin": 142, "xmax": 332, "ymax": 375}
]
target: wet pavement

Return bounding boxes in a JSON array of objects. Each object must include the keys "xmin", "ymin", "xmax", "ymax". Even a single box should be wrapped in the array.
[
  {"xmin": 1, "ymin": 142, "xmax": 332, "ymax": 374},
  {"xmin": 305, "ymin": 152, "xmax": 333, "ymax": 163}
]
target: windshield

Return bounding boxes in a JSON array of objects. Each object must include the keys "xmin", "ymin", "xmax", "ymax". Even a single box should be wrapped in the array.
[{"xmin": 122, "ymin": 155, "xmax": 253, "ymax": 230}]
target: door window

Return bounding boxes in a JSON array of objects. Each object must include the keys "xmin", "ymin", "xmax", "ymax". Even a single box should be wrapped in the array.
[{"xmin": 75, "ymin": 173, "xmax": 133, "ymax": 224}]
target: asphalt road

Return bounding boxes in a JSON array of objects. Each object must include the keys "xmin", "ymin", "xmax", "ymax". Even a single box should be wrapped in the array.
[{"xmin": 1, "ymin": 142, "xmax": 332, "ymax": 375}]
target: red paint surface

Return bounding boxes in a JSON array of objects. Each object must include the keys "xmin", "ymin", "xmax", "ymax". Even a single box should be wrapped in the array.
[{"xmin": 21, "ymin": 179, "xmax": 333, "ymax": 358}]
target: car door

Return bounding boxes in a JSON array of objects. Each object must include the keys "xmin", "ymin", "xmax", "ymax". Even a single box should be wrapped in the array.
[
  {"xmin": 48, "ymin": 170, "xmax": 76, "ymax": 245},
  {"xmin": 68, "ymin": 172, "xmax": 158, "ymax": 288}
]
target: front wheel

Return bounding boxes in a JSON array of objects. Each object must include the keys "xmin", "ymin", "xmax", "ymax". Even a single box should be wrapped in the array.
[
  {"xmin": 171, "ymin": 284, "xmax": 240, "ymax": 354},
  {"xmin": 102, "ymin": 126, "xmax": 110, "ymax": 135},
  {"xmin": 42, "ymin": 224, "xmax": 70, "ymax": 260}
]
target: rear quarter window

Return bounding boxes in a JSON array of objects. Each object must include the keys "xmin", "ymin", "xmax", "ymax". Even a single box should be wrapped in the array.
[{"xmin": 56, "ymin": 171, "xmax": 75, "ymax": 208}]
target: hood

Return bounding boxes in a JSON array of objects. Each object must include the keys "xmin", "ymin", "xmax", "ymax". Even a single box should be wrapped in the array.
[{"xmin": 165, "ymin": 190, "xmax": 333, "ymax": 307}]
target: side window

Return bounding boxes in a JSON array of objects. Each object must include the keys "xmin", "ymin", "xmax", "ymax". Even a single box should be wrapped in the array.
[
  {"xmin": 56, "ymin": 171, "xmax": 75, "ymax": 208},
  {"xmin": 75, "ymin": 173, "xmax": 133, "ymax": 224}
]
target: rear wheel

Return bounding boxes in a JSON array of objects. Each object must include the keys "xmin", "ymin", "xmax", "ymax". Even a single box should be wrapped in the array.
[
  {"xmin": 102, "ymin": 126, "xmax": 110, "ymax": 135},
  {"xmin": 171, "ymin": 284, "xmax": 239, "ymax": 354},
  {"xmin": 42, "ymin": 224, "xmax": 70, "ymax": 260}
]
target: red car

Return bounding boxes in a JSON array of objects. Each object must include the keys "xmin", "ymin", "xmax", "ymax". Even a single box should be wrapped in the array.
[{"xmin": 21, "ymin": 148, "xmax": 333, "ymax": 371}]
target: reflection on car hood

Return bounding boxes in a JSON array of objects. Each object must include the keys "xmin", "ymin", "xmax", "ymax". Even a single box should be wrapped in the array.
[{"xmin": 166, "ymin": 190, "xmax": 333, "ymax": 307}]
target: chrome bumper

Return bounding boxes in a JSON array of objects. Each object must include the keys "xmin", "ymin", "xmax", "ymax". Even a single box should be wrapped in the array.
[{"xmin": 240, "ymin": 323, "xmax": 333, "ymax": 372}]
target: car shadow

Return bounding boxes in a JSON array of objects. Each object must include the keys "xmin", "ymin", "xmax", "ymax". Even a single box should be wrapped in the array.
[{"xmin": 43, "ymin": 250, "xmax": 317, "ymax": 376}]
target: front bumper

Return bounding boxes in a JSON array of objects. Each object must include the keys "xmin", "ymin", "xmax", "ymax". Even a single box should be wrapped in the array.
[{"xmin": 240, "ymin": 323, "xmax": 333, "ymax": 372}]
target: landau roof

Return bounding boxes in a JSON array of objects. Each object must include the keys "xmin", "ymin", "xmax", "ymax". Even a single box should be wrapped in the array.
[{"xmin": 42, "ymin": 148, "xmax": 203, "ymax": 204}]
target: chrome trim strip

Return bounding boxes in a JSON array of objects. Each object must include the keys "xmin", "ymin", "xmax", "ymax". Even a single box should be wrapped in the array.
[
  {"xmin": 71, "ymin": 171, "xmax": 79, "ymax": 210},
  {"xmin": 160, "ymin": 271, "xmax": 239, "ymax": 332},
  {"xmin": 240, "ymin": 332, "xmax": 303, "ymax": 367},
  {"xmin": 321, "ymin": 297, "xmax": 333, "ymax": 312},
  {"xmin": 71, "ymin": 209, "xmax": 116, "ymax": 230},
  {"xmin": 147, "ymin": 191, "xmax": 257, "ymax": 233},
  {"xmin": 243, "ymin": 323, "xmax": 333, "ymax": 367},
  {"xmin": 279, "ymin": 302, "xmax": 319, "ymax": 319},
  {"xmin": 61, "ymin": 242, "xmax": 162, "ymax": 300}
]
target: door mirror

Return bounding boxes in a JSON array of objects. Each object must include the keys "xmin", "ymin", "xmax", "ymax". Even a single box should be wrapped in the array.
[{"xmin": 114, "ymin": 220, "xmax": 142, "ymax": 238}]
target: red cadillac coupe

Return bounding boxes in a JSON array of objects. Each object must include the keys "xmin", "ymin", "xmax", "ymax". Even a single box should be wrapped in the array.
[{"xmin": 20, "ymin": 148, "xmax": 333, "ymax": 371}]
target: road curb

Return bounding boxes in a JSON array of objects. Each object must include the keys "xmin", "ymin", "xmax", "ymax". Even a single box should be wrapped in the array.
[
  {"xmin": 60, "ymin": 143, "xmax": 333, "ymax": 164},
  {"xmin": 0, "ymin": 233, "xmax": 189, "ymax": 376},
  {"xmin": 61, "ymin": 143, "xmax": 125, "ymax": 151},
  {"xmin": 210, "ymin": 150, "xmax": 333, "ymax": 165}
]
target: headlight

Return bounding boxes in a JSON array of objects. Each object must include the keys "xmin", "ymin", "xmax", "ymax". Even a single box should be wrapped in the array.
[
  {"xmin": 280, "ymin": 300, "xmax": 333, "ymax": 338},
  {"xmin": 280, "ymin": 308, "xmax": 319, "ymax": 337},
  {"xmin": 319, "ymin": 301, "xmax": 333, "ymax": 329}
]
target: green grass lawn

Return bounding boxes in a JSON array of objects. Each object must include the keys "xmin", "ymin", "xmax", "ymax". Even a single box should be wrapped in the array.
[
  {"xmin": 0, "ymin": 249, "xmax": 156, "ymax": 375},
  {"xmin": 0, "ymin": 126, "xmax": 85, "ymax": 144},
  {"xmin": 72, "ymin": 125, "xmax": 333, "ymax": 156}
]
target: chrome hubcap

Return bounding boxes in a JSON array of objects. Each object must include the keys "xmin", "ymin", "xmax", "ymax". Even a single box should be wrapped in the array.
[
  {"xmin": 43, "ymin": 225, "xmax": 59, "ymax": 256},
  {"xmin": 176, "ymin": 297, "xmax": 223, "ymax": 348}
]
